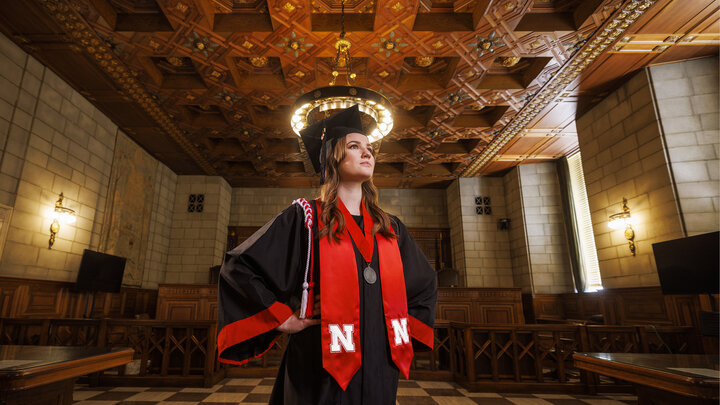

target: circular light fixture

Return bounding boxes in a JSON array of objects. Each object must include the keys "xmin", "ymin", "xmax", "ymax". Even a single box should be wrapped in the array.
[{"xmin": 291, "ymin": 86, "xmax": 394, "ymax": 143}]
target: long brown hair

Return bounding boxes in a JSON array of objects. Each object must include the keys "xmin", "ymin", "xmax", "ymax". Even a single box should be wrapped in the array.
[{"xmin": 318, "ymin": 135, "xmax": 396, "ymax": 242}]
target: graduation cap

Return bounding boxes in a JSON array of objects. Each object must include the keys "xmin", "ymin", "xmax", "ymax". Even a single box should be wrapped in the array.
[{"xmin": 300, "ymin": 105, "xmax": 365, "ymax": 184}]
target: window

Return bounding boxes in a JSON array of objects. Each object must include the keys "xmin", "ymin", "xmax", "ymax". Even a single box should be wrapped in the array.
[{"xmin": 567, "ymin": 152, "xmax": 602, "ymax": 292}]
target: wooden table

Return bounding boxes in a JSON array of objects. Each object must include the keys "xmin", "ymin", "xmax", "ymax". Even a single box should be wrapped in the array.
[
  {"xmin": 574, "ymin": 352, "xmax": 719, "ymax": 405},
  {"xmin": 0, "ymin": 345, "xmax": 134, "ymax": 405}
]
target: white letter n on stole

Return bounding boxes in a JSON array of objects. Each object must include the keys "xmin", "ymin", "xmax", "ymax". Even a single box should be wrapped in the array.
[
  {"xmin": 391, "ymin": 318, "xmax": 410, "ymax": 346},
  {"xmin": 329, "ymin": 324, "xmax": 355, "ymax": 352}
]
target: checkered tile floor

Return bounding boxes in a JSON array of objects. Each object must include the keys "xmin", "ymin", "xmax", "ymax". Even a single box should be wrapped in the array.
[{"xmin": 73, "ymin": 378, "xmax": 638, "ymax": 404}]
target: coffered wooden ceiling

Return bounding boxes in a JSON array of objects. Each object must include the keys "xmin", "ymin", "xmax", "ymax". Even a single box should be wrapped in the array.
[{"xmin": 0, "ymin": 0, "xmax": 717, "ymax": 187}]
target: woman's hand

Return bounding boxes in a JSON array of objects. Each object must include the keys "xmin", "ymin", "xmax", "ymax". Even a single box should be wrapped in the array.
[{"xmin": 276, "ymin": 310, "xmax": 320, "ymax": 334}]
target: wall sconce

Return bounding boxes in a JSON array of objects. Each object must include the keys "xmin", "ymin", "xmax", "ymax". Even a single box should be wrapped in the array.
[
  {"xmin": 48, "ymin": 193, "xmax": 76, "ymax": 249},
  {"xmin": 608, "ymin": 197, "xmax": 636, "ymax": 256}
]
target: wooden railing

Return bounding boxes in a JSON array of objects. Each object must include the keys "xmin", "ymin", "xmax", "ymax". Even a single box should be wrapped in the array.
[
  {"xmin": 0, "ymin": 318, "xmax": 700, "ymax": 392},
  {"xmin": 0, "ymin": 318, "xmax": 224, "ymax": 387},
  {"xmin": 449, "ymin": 323, "xmax": 700, "ymax": 393}
]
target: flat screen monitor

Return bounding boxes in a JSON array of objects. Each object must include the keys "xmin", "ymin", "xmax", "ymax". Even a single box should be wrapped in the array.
[
  {"xmin": 75, "ymin": 249, "xmax": 127, "ymax": 293},
  {"xmin": 652, "ymin": 231, "xmax": 719, "ymax": 295}
]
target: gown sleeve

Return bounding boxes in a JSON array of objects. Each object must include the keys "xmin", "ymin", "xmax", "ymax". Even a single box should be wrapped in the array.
[
  {"xmin": 217, "ymin": 204, "xmax": 308, "ymax": 365},
  {"xmin": 393, "ymin": 217, "xmax": 438, "ymax": 352}
]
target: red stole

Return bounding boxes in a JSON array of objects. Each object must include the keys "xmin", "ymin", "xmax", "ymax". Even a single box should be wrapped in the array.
[{"xmin": 316, "ymin": 199, "xmax": 413, "ymax": 390}]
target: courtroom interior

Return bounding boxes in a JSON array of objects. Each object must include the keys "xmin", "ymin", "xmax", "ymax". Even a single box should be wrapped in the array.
[{"xmin": 0, "ymin": 0, "xmax": 717, "ymax": 404}]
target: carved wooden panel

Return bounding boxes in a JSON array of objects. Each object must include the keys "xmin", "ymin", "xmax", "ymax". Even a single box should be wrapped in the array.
[
  {"xmin": 533, "ymin": 287, "xmax": 707, "ymax": 328},
  {"xmin": 0, "ymin": 277, "xmax": 157, "ymax": 319},
  {"xmin": 438, "ymin": 287, "xmax": 524, "ymax": 324},
  {"xmin": 480, "ymin": 306, "xmax": 515, "ymax": 324},
  {"xmin": 407, "ymin": 228, "xmax": 452, "ymax": 271},
  {"xmin": 438, "ymin": 305, "xmax": 470, "ymax": 323},
  {"xmin": 156, "ymin": 284, "xmax": 217, "ymax": 321},
  {"xmin": 522, "ymin": 293, "xmax": 564, "ymax": 322}
]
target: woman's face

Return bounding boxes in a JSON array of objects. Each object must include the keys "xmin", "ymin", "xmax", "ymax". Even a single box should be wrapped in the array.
[{"xmin": 338, "ymin": 132, "xmax": 375, "ymax": 183}]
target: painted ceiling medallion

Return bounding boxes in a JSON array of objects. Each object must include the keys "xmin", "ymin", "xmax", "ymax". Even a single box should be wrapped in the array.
[
  {"xmin": 431, "ymin": 40, "xmax": 444, "ymax": 49},
  {"xmin": 183, "ymin": 31, "xmax": 219, "ymax": 57},
  {"xmin": 500, "ymin": 56, "xmax": 521, "ymax": 67},
  {"xmin": 176, "ymin": 2, "xmax": 188, "ymax": 13},
  {"xmin": 167, "ymin": 56, "xmax": 183, "ymax": 66},
  {"xmin": 415, "ymin": 56, "xmax": 434, "ymax": 67},
  {"xmin": 446, "ymin": 90, "xmax": 467, "ymax": 106},
  {"xmin": 468, "ymin": 31, "xmax": 506, "ymax": 57},
  {"xmin": 283, "ymin": 2, "xmax": 296, "ymax": 12},
  {"xmin": 250, "ymin": 56, "xmax": 269, "ymax": 67},
  {"xmin": 391, "ymin": 1, "xmax": 404, "ymax": 12},
  {"xmin": 372, "ymin": 31, "xmax": 408, "ymax": 57},
  {"xmin": 277, "ymin": 31, "xmax": 313, "ymax": 57},
  {"xmin": 428, "ymin": 128, "xmax": 446, "ymax": 139},
  {"xmin": 217, "ymin": 89, "xmax": 238, "ymax": 104}
]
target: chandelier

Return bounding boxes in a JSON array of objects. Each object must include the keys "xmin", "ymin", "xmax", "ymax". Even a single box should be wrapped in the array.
[{"xmin": 290, "ymin": 0, "xmax": 393, "ymax": 143}]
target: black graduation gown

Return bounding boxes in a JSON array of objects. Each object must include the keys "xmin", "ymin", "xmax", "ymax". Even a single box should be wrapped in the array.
[{"xmin": 217, "ymin": 201, "xmax": 437, "ymax": 405}]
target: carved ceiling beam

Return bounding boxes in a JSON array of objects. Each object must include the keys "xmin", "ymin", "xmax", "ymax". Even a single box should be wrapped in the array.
[
  {"xmin": 192, "ymin": 0, "xmax": 216, "ymax": 30},
  {"xmin": 39, "ymin": 0, "xmax": 217, "ymax": 175},
  {"xmin": 462, "ymin": 0, "xmax": 659, "ymax": 177}
]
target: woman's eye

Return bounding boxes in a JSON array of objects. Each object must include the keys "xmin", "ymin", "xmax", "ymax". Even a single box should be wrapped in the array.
[{"xmin": 348, "ymin": 144, "xmax": 358, "ymax": 149}]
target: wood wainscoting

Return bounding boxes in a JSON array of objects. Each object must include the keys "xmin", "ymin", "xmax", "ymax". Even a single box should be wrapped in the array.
[
  {"xmin": 524, "ymin": 287, "xmax": 715, "ymax": 328},
  {"xmin": 437, "ymin": 287, "xmax": 524, "ymax": 324},
  {"xmin": 156, "ymin": 284, "xmax": 217, "ymax": 320},
  {"xmin": 0, "ymin": 276, "xmax": 157, "ymax": 319},
  {"xmin": 157, "ymin": 285, "xmax": 525, "ymax": 324}
]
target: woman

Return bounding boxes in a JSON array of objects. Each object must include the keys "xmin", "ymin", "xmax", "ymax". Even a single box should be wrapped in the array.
[{"xmin": 217, "ymin": 105, "xmax": 437, "ymax": 404}]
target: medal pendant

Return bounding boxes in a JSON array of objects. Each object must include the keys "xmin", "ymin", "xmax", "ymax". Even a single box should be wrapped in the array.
[{"xmin": 363, "ymin": 265, "xmax": 377, "ymax": 284}]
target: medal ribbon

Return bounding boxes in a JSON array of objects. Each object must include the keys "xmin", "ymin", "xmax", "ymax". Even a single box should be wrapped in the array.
[
  {"xmin": 316, "ymin": 199, "xmax": 414, "ymax": 389},
  {"xmin": 337, "ymin": 199, "xmax": 374, "ymax": 264}
]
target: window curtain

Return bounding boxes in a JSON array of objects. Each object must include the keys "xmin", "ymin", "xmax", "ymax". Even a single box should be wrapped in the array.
[{"xmin": 556, "ymin": 157, "xmax": 586, "ymax": 293}]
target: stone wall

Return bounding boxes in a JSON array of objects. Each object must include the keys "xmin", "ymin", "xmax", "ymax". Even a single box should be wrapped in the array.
[
  {"xmin": 503, "ymin": 168, "xmax": 530, "ymax": 292},
  {"xmin": 229, "ymin": 187, "xmax": 316, "ymax": 227},
  {"xmin": 0, "ymin": 34, "xmax": 118, "ymax": 282},
  {"xmin": 445, "ymin": 180, "xmax": 466, "ymax": 285},
  {"xmin": 0, "ymin": 33, "xmax": 176, "ymax": 288},
  {"xmin": 516, "ymin": 163, "xmax": 572, "ymax": 294},
  {"xmin": 142, "ymin": 163, "xmax": 177, "ymax": 288},
  {"xmin": 166, "ymin": 176, "xmax": 231, "ymax": 284},
  {"xmin": 447, "ymin": 177, "xmax": 512, "ymax": 288},
  {"xmin": 648, "ymin": 56, "xmax": 719, "ymax": 236},
  {"xmin": 229, "ymin": 187, "xmax": 448, "ymax": 228},
  {"xmin": 577, "ymin": 70, "xmax": 684, "ymax": 288}
]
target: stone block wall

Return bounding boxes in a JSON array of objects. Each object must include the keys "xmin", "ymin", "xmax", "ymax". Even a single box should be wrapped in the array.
[
  {"xmin": 166, "ymin": 176, "xmax": 231, "ymax": 284},
  {"xmin": 0, "ymin": 33, "xmax": 179, "ymax": 288},
  {"xmin": 447, "ymin": 177, "xmax": 512, "ymax": 288},
  {"xmin": 648, "ymin": 56, "xmax": 719, "ymax": 236},
  {"xmin": 229, "ymin": 187, "xmax": 448, "ymax": 228},
  {"xmin": 142, "ymin": 163, "xmax": 177, "ymax": 288},
  {"xmin": 0, "ymin": 33, "xmax": 38, "ymax": 208},
  {"xmin": 0, "ymin": 35, "xmax": 119, "ymax": 282},
  {"xmin": 230, "ymin": 187, "xmax": 316, "ymax": 226},
  {"xmin": 446, "ymin": 180, "xmax": 466, "ymax": 285},
  {"xmin": 503, "ymin": 168, "xmax": 530, "ymax": 292},
  {"xmin": 516, "ymin": 163, "xmax": 572, "ymax": 294},
  {"xmin": 577, "ymin": 70, "xmax": 684, "ymax": 288}
]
